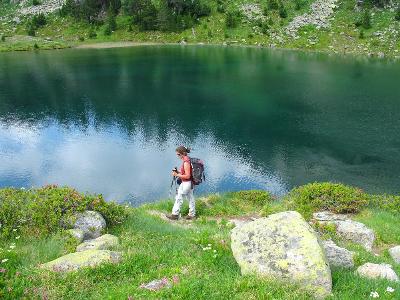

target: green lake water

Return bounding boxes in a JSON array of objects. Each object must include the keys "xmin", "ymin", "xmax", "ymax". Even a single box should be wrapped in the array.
[{"xmin": 0, "ymin": 46, "xmax": 399, "ymax": 204}]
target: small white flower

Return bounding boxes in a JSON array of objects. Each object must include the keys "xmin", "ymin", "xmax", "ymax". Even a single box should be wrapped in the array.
[
  {"xmin": 7, "ymin": 250, "xmax": 11, "ymax": 252},
  {"xmin": 1, "ymin": 259, "xmax": 8, "ymax": 263},
  {"xmin": 213, "ymin": 254, "xmax": 217, "ymax": 258},
  {"xmin": 12, "ymin": 229, "xmax": 17, "ymax": 232},
  {"xmin": 9, "ymin": 245, "xmax": 15, "ymax": 249},
  {"xmin": 386, "ymin": 287, "xmax": 395, "ymax": 293},
  {"xmin": 370, "ymin": 291, "xmax": 379, "ymax": 298},
  {"xmin": 213, "ymin": 250, "xmax": 217, "ymax": 253},
  {"xmin": 15, "ymin": 236, "xmax": 20, "ymax": 240},
  {"xmin": 207, "ymin": 244, "xmax": 211, "ymax": 247}
]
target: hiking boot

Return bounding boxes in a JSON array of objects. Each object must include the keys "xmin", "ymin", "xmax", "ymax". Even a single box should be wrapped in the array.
[
  {"xmin": 185, "ymin": 215, "xmax": 196, "ymax": 220},
  {"xmin": 166, "ymin": 214, "xmax": 179, "ymax": 220}
]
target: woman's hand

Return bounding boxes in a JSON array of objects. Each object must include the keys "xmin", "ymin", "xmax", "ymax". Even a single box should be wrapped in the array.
[{"xmin": 172, "ymin": 171, "xmax": 179, "ymax": 177}]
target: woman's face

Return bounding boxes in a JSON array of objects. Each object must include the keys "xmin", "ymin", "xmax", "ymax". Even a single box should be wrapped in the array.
[{"xmin": 176, "ymin": 152, "xmax": 183, "ymax": 160}]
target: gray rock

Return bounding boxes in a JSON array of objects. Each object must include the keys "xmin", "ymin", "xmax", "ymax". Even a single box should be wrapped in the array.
[
  {"xmin": 335, "ymin": 220, "xmax": 375, "ymax": 251},
  {"xmin": 41, "ymin": 250, "xmax": 121, "ymax": 272},
  {"xmin": 231, "ymin": 211, "xmax": 332, "ymax": 299},
  {"xmin": 322, "ymin": 240, "xmax": 354, "ymax": 268},
  {"xmin": 313, "ymin": 212, "xmax": 375, "ymax": 251},
  {"xmin": 77, "ymin": 234, "xmax": 119, "ymax": 252},
  {"xmin": 140, "ymin": 278, "xmax": 172, "ymax": 291},
  {"xmin": 66, "ymin": 229, "xmax": 85, "ymax": 243},
  {"xmin": 357, "ymin": 263, "xmax": 399, "ymax": 282},
  {"xmin": 74, "ymin": 211, "xmax": 106, "ymax": 240},
  {"xmin": 389, "ymin": 246, "xmax": 400, "ymax": 264}
]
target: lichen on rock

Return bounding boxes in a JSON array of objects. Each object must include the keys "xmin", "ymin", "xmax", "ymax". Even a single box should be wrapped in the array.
[{"xmin": 231, "ymin": 211, "xmax": 332, "ymax": 299}]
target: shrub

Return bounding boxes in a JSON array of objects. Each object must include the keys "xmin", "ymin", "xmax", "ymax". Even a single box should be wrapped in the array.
[
  {"xmin": 395, "ymin": 7, "xmax": 400, "ymax": 21},
  {"xmin": 284, "ymin": 182, "xmax": 369, "ymax": 218},
  {"xmin": 33, "ymin": 42, "xmax": 39, "ymax": 49},
  {"xmin": 26, "ymin": 22, "xmax": 36, "ymax": 36},
  {"xmin": 355, "ymin": 9, "xmax": 372, "ymax": 29},
  {"xmin": 261, "ymin": 21, "xmax": 269, "ymax": 34},
  {"xmin": 32, "ymin": 0, "xmax": 41, "ymax": 5},
  {"xmin": 294, "ymin": 0, "xmax": 304, "ymax": 10},
  {"xmin": 359, "ymin": 29, "xmax": 365, "ymax": 39},
  {"xmin": 88, "ymin": 29, "xmax": 97, "ymax": 38},
  {"xmin": 123, "ymin": 0, "xmax": 158, "ymax": 30},
  {"xmin": 32, "ymin": 13, "xmax": 47, "ymax": 28},
  {"xmin": 368, "ymin": 194, "xmax": 400, "ymax": 213},
  {"xmin": 0, "ymin": 186, "xmax": 128, "ymax": 239},
  {"xmin": 279, "ymin": 4, "xmax": 288, "ymax": 18},
  {"xmin": 268, "ymin": 0, "xmax": 279, "ymax": 10},
  {"xmin": 225, "ymin": 9, "xmax": 241, "ymax": 28},
  {"xmin": 1, "ymin": 35, "xmax": 5, "ymax": 42}
]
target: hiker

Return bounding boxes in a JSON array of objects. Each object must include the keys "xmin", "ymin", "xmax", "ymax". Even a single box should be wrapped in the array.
[{"xmin": 167, "ymin": 146, "xmax": 196, "ymax": 220}]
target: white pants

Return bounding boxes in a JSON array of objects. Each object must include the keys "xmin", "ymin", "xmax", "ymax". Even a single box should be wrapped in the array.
[{"xmin": 172, "ymin": 181, "xmax": 195, "ymax": 217}]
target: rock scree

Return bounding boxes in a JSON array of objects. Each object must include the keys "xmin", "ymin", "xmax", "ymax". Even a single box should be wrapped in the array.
[
  {"xmin": 74, "ymin": 210, "xmax": 106, "ymax": 240},
  {"xmin": 231, "ymin": 211, "xmax": 332, "ymax": 299}
]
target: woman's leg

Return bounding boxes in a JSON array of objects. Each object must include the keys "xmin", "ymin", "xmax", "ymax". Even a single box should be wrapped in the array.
[
  {"xmin": 188, "ymin": 188, "xmax": 195, "ymax": 217},
  {"xmin": 172, "ymin": 183, "xmax": 184, "ymax": 216}
]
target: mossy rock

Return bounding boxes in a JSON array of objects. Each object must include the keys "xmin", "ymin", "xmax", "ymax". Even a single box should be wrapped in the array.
[
  {"xmin": 40, "ymin": 250, "xmax": 121, "ymax": 272},
  {"xmin": 76, "ymin": 234, "xmax": 119, "ymax": 252},
  {"xmin": 231, "ymin": 211, "xmax": 332, "ymax": 299}
]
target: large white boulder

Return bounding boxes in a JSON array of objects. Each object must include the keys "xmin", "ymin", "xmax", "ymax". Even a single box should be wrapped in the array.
[
  {"xmin": 357, "ymin": 263, "xmax": 399, "ymax": 282},
  {"xmin": 77, "ymin": 234, "xmax": 119, "ymax": 252},
  {"xmin": 322, "ymin": 240, "xmax": 354, "ymax": 268},
  {"xmin": 41, "ymin": 250, "xmax": 121, "ymax": 272},
  {"xmin": 74, "ymin": 211, "xmax": 106, "ymax": 240},
  {"xmin": 231, "ymin": 211, "xmax": 332, "ymax": 299},
  {"xmin": 389, "ymin": 246, "xmax": 400, "ymax": 264}
]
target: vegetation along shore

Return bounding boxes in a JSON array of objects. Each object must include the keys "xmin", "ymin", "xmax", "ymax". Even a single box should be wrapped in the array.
[
  {"xmin": 0, "ymin": 0, "xmax": 399, "ymax": 57},
  {"xmin": 0, "ymin": 182, "xmax": 399, "ymax": 299}
]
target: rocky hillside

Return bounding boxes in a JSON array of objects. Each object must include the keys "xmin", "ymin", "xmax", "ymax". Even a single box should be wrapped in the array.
[{"xmin": 0, "ymin": 0, "xmax": 399, "ymax": 56}]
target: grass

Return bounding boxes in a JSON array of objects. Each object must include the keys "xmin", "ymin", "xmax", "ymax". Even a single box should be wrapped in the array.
[
  {"xmin": 1, "ymin": 186, "xmax": 400, "ymax": 299},
  {"xmin": 1, "ymin": 0, "xmax": 399, "ymax": 56}
]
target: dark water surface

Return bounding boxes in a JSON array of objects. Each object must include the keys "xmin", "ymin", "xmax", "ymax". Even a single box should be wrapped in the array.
[{"xmin": 1, "ymin": 46, "xmax": 399, "ymax": 204}]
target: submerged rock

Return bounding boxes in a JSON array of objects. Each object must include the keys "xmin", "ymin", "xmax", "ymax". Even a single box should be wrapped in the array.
[
  {"xmin": 322, "ymin": 240, "xmax": 354, "ymax": 268},
  {"xmin": 41, "ymin": 250, "xmax": 121, "ymax": 272},
  {"xmin": 357, "ymin": 263, "xmax": 399, "ymax": 282},
  {"xmin": 231, "ymin": 211, "xmax": 332, "ymax": 299},
  {"xmin": 74, "ymin": 211, "xmax": 106, "ymax": 240},
  {"xmin": 389, "ymin": 246, "xmax": 400, "ymax": 264},
  {"xmin": 77, "ymin": 234, "xmax": 119, "ymax": 252}
]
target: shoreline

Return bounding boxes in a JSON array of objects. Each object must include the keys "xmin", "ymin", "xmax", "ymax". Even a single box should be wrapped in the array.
[{"xmin": 0, "ymin": 39, "xmax": 398, "ymax": 62}]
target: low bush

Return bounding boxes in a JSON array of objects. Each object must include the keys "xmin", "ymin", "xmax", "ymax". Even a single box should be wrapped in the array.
[
  {"xmin": 279, "ymin": 4, "xmax": 288, "ymax": 18},
  {"xmin": 367, "ymin": 194, "xmax": 400, "ymax": 213},
  {"xmin": 225, "ymin": 9, "xmax": 241, "ymax": 28},
  {"xmin": 395, "ymin": 7, "xmax": 400, "ymax": 21},
  {"xmin": 284, "ymin": 182, "xmax": 369, "ymax": 218},
  {"xmin": 355, "ymin": 9, "xmax": 372, "ymax": 29},
  {"xmin": 0, "ymin": 186, "xmax": 127, "ymax": 239}
]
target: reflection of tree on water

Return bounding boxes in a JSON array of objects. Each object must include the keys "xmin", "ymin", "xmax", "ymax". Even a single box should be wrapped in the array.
[{"xmin": 0, "ymin": 46, "xmax": 400, "ymax": 197}]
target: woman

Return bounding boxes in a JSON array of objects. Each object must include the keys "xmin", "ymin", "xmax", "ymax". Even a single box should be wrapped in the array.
[{"xmin": 166, "ymin": 146, "xmax": 195, "ymax": 220}]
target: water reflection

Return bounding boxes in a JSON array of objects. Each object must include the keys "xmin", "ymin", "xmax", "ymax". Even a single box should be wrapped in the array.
[{"xmin": 0, "ymin": 116, "xmax": 286, "ymax": 204}]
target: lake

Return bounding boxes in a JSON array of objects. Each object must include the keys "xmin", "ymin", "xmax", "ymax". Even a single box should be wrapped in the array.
[{"xmin": 0, "ymin": 45, "xmax": 399, "ymax": 204}]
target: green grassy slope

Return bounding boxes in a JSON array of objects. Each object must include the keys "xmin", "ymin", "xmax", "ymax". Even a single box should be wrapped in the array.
[{"xmin": 0, "ymin": 0, "xmax": 399, "ymax": 57}]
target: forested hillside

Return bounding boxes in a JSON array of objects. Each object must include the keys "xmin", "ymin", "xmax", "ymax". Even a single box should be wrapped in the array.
[{"xmin": 0, "ymin": 0, "xmax": 399, "ymax": 56}]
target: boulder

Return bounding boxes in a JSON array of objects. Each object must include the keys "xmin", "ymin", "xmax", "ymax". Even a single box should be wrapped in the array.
[
  {"xmin": 322, "ymin": 240, "xmax": 354, "ymax": 268},
  {"xmin": 41, "ymin": 250, "xmax": 121, "ymax": 272},
  {"xmin": 66, "ymin": 229, "xmax": 85, "ymax": 243},
  {"xmin": 74, "ymin": 211, "xmax": 106, "ymax": 240},
  {"xmin": 389, "ymin": 246, "xmax": 400, "ymax": 264},
  {"xmin": 231, "ymin": 211, "xmax": 332, "ymax": 299},
  {"xmin": 356, "ymin": 263, "xmax": 399, "ymax": 282},
  {"xmin": 313, "ymin": 212, "xmax": 375, "ymax": 251},
  {"xmin": 77, "ymin": 234, "xmax": 119, "ymax": 252},
  {"xmin": 335, "ymin": 220, "xmax": 375, "ymax": 251}
]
